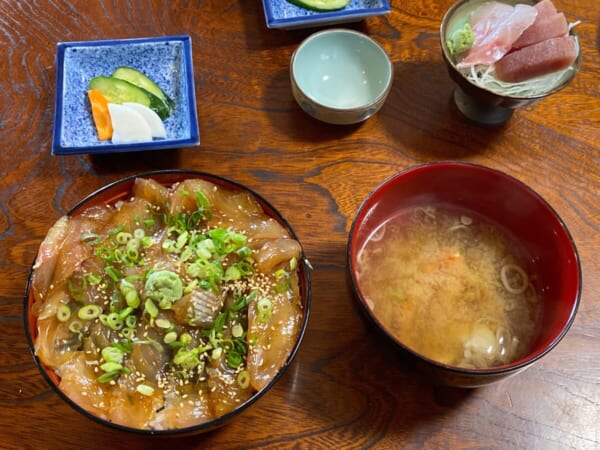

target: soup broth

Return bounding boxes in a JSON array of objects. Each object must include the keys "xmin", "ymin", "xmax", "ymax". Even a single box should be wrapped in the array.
[{"xmin": 356, "ymin": 205, "xmax": 542, "ymax": 369}]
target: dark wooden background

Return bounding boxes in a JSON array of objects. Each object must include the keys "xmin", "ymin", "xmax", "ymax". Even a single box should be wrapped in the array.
[{"xmin": 1, "ymin": 1, "xmax": 598, "ymax": 448}]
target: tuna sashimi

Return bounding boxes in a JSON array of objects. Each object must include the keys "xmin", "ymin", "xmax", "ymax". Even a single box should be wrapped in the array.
[
  {"xmin": 512, "ymin": 11, "xmax": 568, "ymax": 49},
  {"xmin": 495, "ymin": 35, "xmax": 577, "ymax": 83},
  {"xmin": 457, "ymin": 2, "xmax": 538, "ymax": 68}
]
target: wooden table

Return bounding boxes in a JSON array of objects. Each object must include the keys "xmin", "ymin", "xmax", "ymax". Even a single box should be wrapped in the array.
[{"xmin": 1, "ymin": 1, "xmax": 598, "ymax": 448}]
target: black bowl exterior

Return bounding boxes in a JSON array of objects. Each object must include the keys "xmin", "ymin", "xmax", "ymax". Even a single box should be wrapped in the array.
[{"xmin": 24, "ymin": 170, "xmax": 312, "ymax": 436}]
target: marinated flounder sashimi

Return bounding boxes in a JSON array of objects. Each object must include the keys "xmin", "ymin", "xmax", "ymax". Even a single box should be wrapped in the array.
[
  {"xmin": 30, "ymin": 177, "xmax": 304, "ymax": 430},
  {"xmin": 456, "ymin": 2, "xmax": 537, "ymax": 68}
]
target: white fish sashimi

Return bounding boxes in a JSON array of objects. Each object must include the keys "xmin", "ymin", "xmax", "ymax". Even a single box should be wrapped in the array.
[
  {"xmin": 123, "ymin": 102, "xmax": 167, "ymax": 139},
  {"xmin": 457, "ymin": 2, "xmax": 538, "ymax": 68},
  {"xmin": 108, "ymin": 103, "xmax": 153, "ymax": 144},
  {"xmin": 469, "ymin": 1, "xmax": 513, "ymax": 40}
]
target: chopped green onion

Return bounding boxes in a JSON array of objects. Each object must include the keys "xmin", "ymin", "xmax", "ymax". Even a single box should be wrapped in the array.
[
  {"xmin": 102, "ymin": 346, "xmax": 124, "ymax": 363},
  {"xmin": 116, "ymin": 231, "xmax": 132, "ymax": 245},
  {"xmin": 224, "ymin": 265, "xmax": 242, "ymax": 281},
  {"xmin": 274, "ymin": 268, "xmax": 286, "ymax": 279},
  {"xmin": 81, "ymin": 233, "xmax": 103, "ymax": 245},
  {"xmin": 96, "ymin": 246, "xmax": 114, "ymax": 261},
  {"xmin": 112, "ymin": 341, "xmax": 132, "ymax": 354},
  {"xmin": 164, "ymin": 331, "xmax": 178, "ymax": 344},
  {"xmin": 56, "ymin": 305, "xmax": 71, "ymax": 322},
  {"xmin": 212, "ymin": 312, "xmax": 226, "ymax": 333},
  {"xmin": 237, "ymin": 370, "xmax": 250, "ymax": 389},
  {"xmin": 195, "ymin": 190, "xmax": 210, "ymax": 209},
  {"xmin": 104, "ymin": 265, "xmax": 121, "ymax": 282},
  {"xmin": 126, "ymin": 248, "xmax": 140, "ymax": 263},
  {"xmin": 180, "ymin": 247, "xmax": 193, "ymax": 262},
  {"xmin": 162, "ymin": 239, "xmax": 177, "ymax": 253},
  {"xmin": 257, "ymin": 298, "xmax": 272, "ymax": 323},
  {"xmin": 211, "ymin": 347, "xmax": 223, "ymax": 360},
  {"xmin": 231, "ymin": 291, "xmax": 257, "ymax": 312},
  {"xmin": 77, "ymin": 304, "xmax": 102, "ymax": 320},
  {"xmin": 125, "ymin": 315, "xmax": 137, "ymax": 328},
  {"xmin": 68, "ymin": 321, "xmax": 83, "ymax": 334},
  {"xmin": 184, "ymin": 279, "xmax": 199, "ymax": 294},
  {"xmin": 97, "ymin": 370, "xmax": 120, "ymax": 383},
  {"xmin": 155, "ymin": 318, "xmax": 171, "ymax": 329},
  {"xmin": 121, "ymin": 327, "xmax": 134, "ymax": 339},
  {"xmin": 85, "ymin": 273, "xmax": 102, "ymax": 285},
  {"xmin": 144, "ymin": 299, "xmax": 159, "ymax": 318},
  {"xmin": 236, "ymin": 261, "xmax": 253, "ymax": 276},
  {"xmin": 109, "ymin": 290, "xmax": 121, "ymax": 312},
  {"xmin": 179, "ymin": 333, "xmax": 192, "ymax": 345},
  {"xmin": 100, "ymin": 362, "xmax": 123, "ymax": 372},
  {"xmin": 143, "ymin": 219, "xmax": 155, "ymax": 228},
  {"xmin": 106, "ymin": 312, "xmax": 124, "ymax": 330},
  {"xmin": 231, "ymin": 323, "xmax": 244, "ymax": 338},
  {"xmin": 107, "ymin": 225, "xmax": 124, "ymax": 237},
  {"xmin": 126, "ymin": 239, "xmax": 139, "ymax": 251},
  {"xmin": 136, "ymin": 384, "xmax": 155, "ymax": 396},
  {"xmin": 173, "ymin": 348, "xmax": 200, "ymax": 370},
  {"xmin": 118, "ymin": 307, "xmax": 134, "ymax": 320},
  {"xmin": 227, "ymin": 350, "xmax": 243, "ymax": 368},
  {"xmin": 176, "ymin": 231, "xmax": 189, "ymax": 249},
  {"xmin": 134, "ymin": 228, "xmax": 145, "ymax": 239},
  {"xmin": 120, "ymin": 279, "xmax": 140, "ymax": 308},
  {"xmin": 125, "ymin": 290, "xmax": 139, "ymax": 308},
  {"xmin": 236, "ymin": 246, "xmax": 252, "ymax": 259},
  {"xmin": 113, "ymin": 248, "xmax": 124, "ymax": 263},
  {"xmin": 289, "ymin": 256, "xmax": 298, "ymax": 270}
]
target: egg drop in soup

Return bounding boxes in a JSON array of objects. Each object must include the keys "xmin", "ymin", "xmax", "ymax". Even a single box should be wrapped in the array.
[{"xmin": 356, "ymin": 206, "xmax": 542, "ymax": 369}]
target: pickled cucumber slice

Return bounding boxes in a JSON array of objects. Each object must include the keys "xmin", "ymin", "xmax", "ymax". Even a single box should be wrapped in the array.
[
  {"xmin": 287, "ymin": 0, "xmax": 350, "ymax": 11},
  {"xmin": 88, "ymin": 76, "xmax": 170, "ymax": 120},
  {"xmin": 112, "ymin": 67, "xmax": 175, "ymax": 117}
]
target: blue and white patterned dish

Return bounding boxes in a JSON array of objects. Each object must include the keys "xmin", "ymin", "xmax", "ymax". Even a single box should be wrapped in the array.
[
  {"xmin": 262, "ymin": 0, "xmax": 391, "ymax": 29},
  {"xmin": 52, "ymin": 35, "xmax": 199, "ymax": 156}
]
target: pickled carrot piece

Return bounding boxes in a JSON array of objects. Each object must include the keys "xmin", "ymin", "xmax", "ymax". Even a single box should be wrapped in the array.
[{"xmin": 87, "ymin": 89, "xmax": 113, "ymax": 140}]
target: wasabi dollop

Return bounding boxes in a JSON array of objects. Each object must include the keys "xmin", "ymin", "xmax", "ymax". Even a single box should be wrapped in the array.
[
  {"xmin": 145, "ymin": 270, "xmax": 183, "ymax": 308},
  {"xmin": 447, "ymin": 23, "xmax": 475, "ymax": 58}
]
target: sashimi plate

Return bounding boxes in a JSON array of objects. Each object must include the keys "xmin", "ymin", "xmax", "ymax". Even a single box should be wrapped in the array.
[
  {"xmin": 52, "ymin": 35, "xmax": 199, "ymax": 156},
  {"xmin": 262, "ymin": 0, "xmax": 391, "ymax": 29}
]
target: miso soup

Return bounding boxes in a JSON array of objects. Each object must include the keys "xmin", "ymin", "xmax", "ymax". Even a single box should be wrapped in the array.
[{"xmin": 356, "ymin": 205, "xmax": 542, "ymax": 369}]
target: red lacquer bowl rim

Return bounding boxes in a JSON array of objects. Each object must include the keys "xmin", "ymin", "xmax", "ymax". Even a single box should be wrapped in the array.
[{"xmin": 24, "ymin": 169, "xmax": 312, "ymax": 435}]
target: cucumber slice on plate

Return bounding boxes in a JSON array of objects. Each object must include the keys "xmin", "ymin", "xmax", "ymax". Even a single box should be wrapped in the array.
[
  {"xmin": 88, "ymin": 76, "xmax": 171, "ymax": 120},
  {"xmin": 112, "ymin": 67, "xmax": 175, "ymax": 117},
  {"xmin": 287, "ymin": 0, "xmax": 351, "ymax": 12}
]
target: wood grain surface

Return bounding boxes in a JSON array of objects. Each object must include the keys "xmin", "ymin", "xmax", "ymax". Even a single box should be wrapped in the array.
[{"xmin": 1, "ymin": 0, "xmax": 598, "ymax": 449}]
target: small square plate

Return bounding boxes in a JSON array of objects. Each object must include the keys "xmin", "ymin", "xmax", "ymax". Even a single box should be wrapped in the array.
[
  {"xmin": 262, "ymin": 0, "xmax": 390, "ymax": 30},
  {"xmin": 52, "ymin": 35, "xmax": 199, "ymax": 156}
]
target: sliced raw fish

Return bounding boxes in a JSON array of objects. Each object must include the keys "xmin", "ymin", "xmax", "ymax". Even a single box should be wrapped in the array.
[
  {"xmin": 468, "ymin": 1, "xmax": 513, "ymax": 37},
  {"xmin": 512, "ymin": 12, "xmax": 568, "ymax": 50},
  {"xmin": 532, "ymin": 0, "xmax": 558, "ymax": 18},
  {"xmin": 495, "ymin": 35, "xmax": 577, "ymax": 83},
  {"xmin": 457, "ymin": 2, "xmax": 538, "ymax": 68}
]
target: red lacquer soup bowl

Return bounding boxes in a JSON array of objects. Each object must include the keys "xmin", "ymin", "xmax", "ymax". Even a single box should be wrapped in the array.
[
  {"xmin": 347, "ymin": 162, "xmax": 581, "ymax": 387},
  {"xmin": 24, "ymin": 170, "xmax": 311, "ymax": 435}
]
